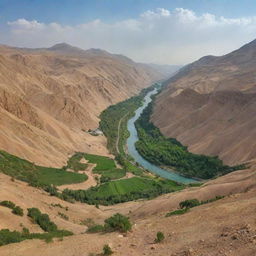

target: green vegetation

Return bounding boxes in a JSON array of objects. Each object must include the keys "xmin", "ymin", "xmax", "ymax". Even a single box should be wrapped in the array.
[
  {"xmin": 58, "ymin": 212, "xmax": 69, "ymax": 220},
  {"xmin": 84, "ymin": 153, "xmax": 126, "ymax": 181},
  {"xmin": 66, "ymin": 152, "xmax": 88, "ymax": 171},
  {"xmin": 27, "ymin": 208, "xmax": 58, "ymax": 232},
  {"xmin": 179, "ymin": 199, "xmax": 200, "ymax": 209},
  {"xmin": 0, "ymin": 200, "xmax": 24, "ymax": 216},
  {"xmin": 0, "ymin": 228, "xmax": 72, "ymax": 246},
  {"xmin": 0, "ymin": 150, "xmax": 88, "ymax": 188},
  {"xmin": 84, "ymin": 153, "xmax": 116, "ymax": 171},
  {"xmin": 165, "ymin": 196, "xmax": 225, "ymax": 217},
  {"xmin": 0, "ymin": 200, "xmax": 15, "ymax": 209},
  {"xmin": 87, "ymin": 213, "xmax": 131, "ymax": 234},
  {"xmin": 63, "ymin": 177, "xmax": 184, "ymax": 205},
  {"xmin": 104, "ymin": 213, "xmax": 132, "ymax": 233},
  {"xmin": 99, "ymin": 84, "xmax": 160, "ymax": 177},
  {"xmin": 0, "ymin": 207, "xmax": 73, "ymax": 246},
  {"xmin": 165, "ymin": 208, "xmax": 190, "ymax": 217},
  {"xmin": 155, "ymin": 231, "xmax": 165, "ymax": 243},
  {"xmin": 103, "ymin": 244, "xmax": 113, "ymax": 255},
  {"xmin": 135, "ymin": 101, "xmax": 245, "ymax": 179},
  {"xmin": 12, "ymin": 206, "xmax": 24, "ymax": 216},
  {"xmin": 87, "ymin": 224, "xmax": 105, "ymax": 233}
]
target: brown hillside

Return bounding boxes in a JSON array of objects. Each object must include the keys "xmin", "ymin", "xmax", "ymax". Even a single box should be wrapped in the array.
[
  {"xmin": 153, "ymin": 39, "xmax": 256, "ymax": 165},
  {"xmin": 0, "ymin": 44, "xmax": 162, "ymax": 166}
]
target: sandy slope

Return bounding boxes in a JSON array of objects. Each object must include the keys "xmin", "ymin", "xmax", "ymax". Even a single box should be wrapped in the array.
[
  {"xmin": 0, "ymin": 165, "xmax": 255, "ymax": 255},
  {"xmin": 0, "ymin": 44, "xmax": 162, "ymax": 167},
  {"xmin": 153, "ymin": 39, "xmax": 256, "ymax": 165}
]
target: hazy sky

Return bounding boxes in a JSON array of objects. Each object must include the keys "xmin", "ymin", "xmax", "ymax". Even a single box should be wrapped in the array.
[{"xmin": 1, "ymin": 0, "xmax": 256, "ymax": 64}]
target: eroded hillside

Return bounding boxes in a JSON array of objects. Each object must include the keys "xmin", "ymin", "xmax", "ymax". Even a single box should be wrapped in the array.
[
  {"xmin": 153, "ymin": 39, "xmax": 256, "ymax": 165},
  {"xmin": 0, "ymin": 44, "xmax": 162, "ymax": 166}
]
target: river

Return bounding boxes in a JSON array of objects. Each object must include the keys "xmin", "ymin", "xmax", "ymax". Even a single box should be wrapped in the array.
[{"xmin": 126, "ymin": 88, "xmax": 196, "ymax": 184}]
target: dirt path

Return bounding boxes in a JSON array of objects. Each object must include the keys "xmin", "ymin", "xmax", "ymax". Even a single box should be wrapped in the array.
[
  {"xmin": 116, "ymin": 113, "xmax": 128, "ymax": 154},
  {"xmin": 58, "ymin": 163, "xmax": 98, "ymax": 191}
]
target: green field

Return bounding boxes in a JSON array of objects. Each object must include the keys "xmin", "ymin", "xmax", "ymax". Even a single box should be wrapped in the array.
[
  {"xmin": 62, "ymin": 177, "xmax": 184, "ymax": 205},
  {"xmin": 66, "ymin": 152, "xmax": 88, "ymax": 171},
  {"xmin": 84, "ymin": 153, "xmax": 116, "ymax": 171},
  {"xmin": 37, "ymin": 167, "xmax": 87, "ymax": 186},
  {"xmin": 0, "ymin": 150, "xmax": 88, "ymax": 187}
]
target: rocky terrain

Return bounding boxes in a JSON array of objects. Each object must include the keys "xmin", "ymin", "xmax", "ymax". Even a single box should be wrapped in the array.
[
  {"xmin": 0, "ymin": 166, "xmax": 255, "ymax": 256},
  {"xmin": 0, "ymin": 43, "xmax": 162, "ymax": 167},
  {"xmin": 153, "ymin": 39, "xmax": 256, "ymax": 165}
]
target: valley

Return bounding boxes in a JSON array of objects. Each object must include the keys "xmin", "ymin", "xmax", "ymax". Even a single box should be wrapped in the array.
[{"xmin": 0, "ymin": 38, "xmax": 256, "ymax": 256}]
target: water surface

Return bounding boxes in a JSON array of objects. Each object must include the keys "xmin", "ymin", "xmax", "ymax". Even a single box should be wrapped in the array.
[{"xmin": 127, "ymin": 88, "xmax": 196, "ymax": 184}]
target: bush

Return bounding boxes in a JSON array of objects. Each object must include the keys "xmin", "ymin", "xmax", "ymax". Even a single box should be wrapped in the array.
[
  {"xmin": 0, "ymin": 200, "xmax": 24, "ymax": 216},
  {"xmin": 27, "ymin": 208, "xmax": 57, "ymax": 232},
  {"xmin": 87, "ymin": 225, "xmax": 105, "ymax": 233},
  {"xmin": 165, "ymin": 208, "xmax": 189, "ymax": 217},
  {"xmin": 12, "ymin": 206, "xmax": 24, "ymax": 216},
  {"xmin": 103, "ymin": 244, "xmax": 113, "ymax": 255},
  {"xmin": 104, "ymin": 213, "xmax": 132, "ymax": 233},
  {"xmin": 179, "ymin": 199, "xmax": 200, "ymax": 209},
  {"xmin": 0, "ymin": 200, "xmax": 15, "ymax": 209},
  {"xmin": 155, "ymin": 231, "xmax": 165, "ymax": 243}
]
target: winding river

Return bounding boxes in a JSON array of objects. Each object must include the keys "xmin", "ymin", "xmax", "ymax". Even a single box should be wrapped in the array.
[{"xmin": 127, "ymin": 88, "xmax": 196, "ymax": 184}]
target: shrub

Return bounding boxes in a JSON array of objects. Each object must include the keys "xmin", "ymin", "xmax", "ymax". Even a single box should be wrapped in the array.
[
  {"xmin": 179, "ymin": 199, "xmax": 200, "ymax": 209},
  {"xmin": 155, "ymin": 231, "xmax": 165, "ymax": 243},
  {"xmin": 12, "ymin": 206, "xmax": 24, "ymax": 216},
  {"xmin": 104, "ymin": 213, "xmax": 132, "ymax": 233},
  {"xmin": 86, "ymin": 225, "xmax": 105, "ymax": 233},
  {"xmin": 0, "ymin": 200, "xmax": 15, "ymax": 209},
  {"xmin": 165, "ymin": 208, "xmax": 189, "ymax": 217},
  {"xmin": 27, "ymin": 208, "xmax": 57, "ymax": 232},
  {"xmin": 103, "ymin": 244, "xmax": 113, "ymax": 255}
]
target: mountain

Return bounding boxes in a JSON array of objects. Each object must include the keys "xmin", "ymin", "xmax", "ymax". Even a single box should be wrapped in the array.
[
  {"xmin": 152, "ymin": 39, "xmax": 256, "ymax": 165},
  {"xmin": 163, "ymin": 39, "xmax": 256, "ymax": 94},
  {"xmin": 0, "ymin": 43, "xmax": 162, "ymax": 166},
  {"xmin": 147, "ymin": 63, "xmax": 182, "ymax": 78}
]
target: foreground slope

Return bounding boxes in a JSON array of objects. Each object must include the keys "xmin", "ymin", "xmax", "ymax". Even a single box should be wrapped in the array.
[
  {"xmin": 153, "ymin": 39, "xmax": 256, "ymax": 165},
  {"xmin": 0, "ymin": 166, "xmax": 255, "ymax": 255},
  {"xmin": 0, "ymin": 43, "xmax": 162, "ymax": 166}
]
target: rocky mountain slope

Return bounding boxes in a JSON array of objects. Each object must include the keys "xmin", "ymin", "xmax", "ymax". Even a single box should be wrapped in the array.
[
  {"xmin": 152, "ymin": 39, "xmax": 256, "ymax": 165},
  {"xmin": 0, "ymin": 43, "xmax": 162, "ymax": 166}
]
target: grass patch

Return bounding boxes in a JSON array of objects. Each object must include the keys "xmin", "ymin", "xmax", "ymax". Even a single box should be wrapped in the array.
[
  {"xmin": 84, "ymin": 153, "xmax": 116, "ymax": 171},
  {"xmin": 0, "ymin": 150, "xmax": 88, "ymax": 187},
  {"xmin": 62, "ymin": 177, "xmax": 184, "ymax": 205},
  {"xmin": 84, "ymin": 153, "xmax": 126, "ymax": 181},
  {"xmin": 66, "ymin": 152, "xmax": 88, "ymax": 171}
]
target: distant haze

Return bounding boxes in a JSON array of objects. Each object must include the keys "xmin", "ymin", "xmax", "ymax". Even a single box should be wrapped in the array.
[{"xmin": 2, "ymin": 8, "xmax": 256, "ymax": 64}]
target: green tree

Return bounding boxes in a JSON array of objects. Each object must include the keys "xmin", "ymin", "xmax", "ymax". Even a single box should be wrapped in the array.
[
  {"xmin": 155, "ymin": 231, "xmax": 165, "ymax": 243},
  {"xmin": 12, "ymin": 206, "xmax": 24, "ymax": 216},
  {"xmin": 104, "ymin": 213, "xmax": 132, "ymax": 233}
]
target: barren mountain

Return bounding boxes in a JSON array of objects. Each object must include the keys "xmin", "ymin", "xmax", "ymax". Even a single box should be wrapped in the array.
[
  {"xmin": 153, "ymin": 39, "xmax": 256, "ymax": 165},
  {"xmin": 0, "ymin": 43, "xmax": 162, "ymax": 166}
]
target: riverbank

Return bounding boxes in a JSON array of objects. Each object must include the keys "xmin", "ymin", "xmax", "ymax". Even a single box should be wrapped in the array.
[{"xmin": 134, "ymin": 90, "xmax": 245, "ymax": 180}]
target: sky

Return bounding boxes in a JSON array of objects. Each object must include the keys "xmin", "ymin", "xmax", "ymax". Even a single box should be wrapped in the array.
[{"xmin": 1, "ymin": 0, "xmax": 256, "ymax": 64}]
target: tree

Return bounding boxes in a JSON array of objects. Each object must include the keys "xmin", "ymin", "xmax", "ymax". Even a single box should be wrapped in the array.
[
  {"xmin": 155, "ymin": 231, "xmax": 165, "ymax": 243},
  {"xmin": 103, "ymin": 244, "xmax": 113, "ymax": 255},
  {"xmin": 179, "ymin": 199, "xmax": 200, "ymax": 209},
  {"xmin": 12, "ymin": 206, "xmax": 24, "ymax": 216},
  {"xmin": 104, "ymin": 213, "xmax": 132, "ymax": 233}
]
